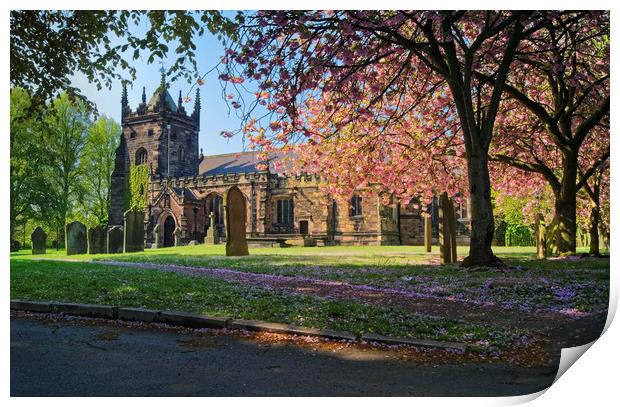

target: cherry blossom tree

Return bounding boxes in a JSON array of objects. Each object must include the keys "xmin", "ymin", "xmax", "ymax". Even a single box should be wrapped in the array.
[
  {"xmin": 219, "ymin": 11, "xmax": 554, "ymax": 266},
  {"xmin": 488, "ymin": 12, "xmax": 609, "ymax": 255},
  {"xmin": 578, "ymin": 140, "xmax": 610, "ymax": 255}
]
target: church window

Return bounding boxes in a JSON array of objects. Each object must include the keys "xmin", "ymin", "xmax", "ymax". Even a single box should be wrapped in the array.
[
  {"xmin": 277, "ymin": 199, "xmax": 294, "ymax": 225},
  {"xmin": 179, "ymin": 146, "xmax": 185, "ymax": 162},
  {"xmin": 135, "ymin": 147, "xmax": 148, "ymax": 165},
  {"xmin": 208, "ymin": 195, "xmax": 223, "ymax": 225},
  {"xmin": 350, "ymin": 194, "xmax": 362, "ymax": 217},
  {"xmin": 148, "ymin": 129, "xmax": 154, "ymax": 137}
]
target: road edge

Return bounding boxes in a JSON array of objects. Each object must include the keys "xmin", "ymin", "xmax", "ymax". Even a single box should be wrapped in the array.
[{"xmin": 10, "ymin": 299, "xmax": 468, "ymax": 351}]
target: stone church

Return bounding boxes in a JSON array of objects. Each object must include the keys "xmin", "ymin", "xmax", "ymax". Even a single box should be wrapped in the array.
[{"xmin": 108, "ymin": 74, "xmax": 471, "ymax": 247}]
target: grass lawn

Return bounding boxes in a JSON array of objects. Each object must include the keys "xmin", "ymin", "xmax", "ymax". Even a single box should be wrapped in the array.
[
  {"xmin": 12, "ymin": 245, "xmax": 610, "ymax": 314},
  {"xmin": 10, "ymin": 245, "xmax": 608, "ymax": 354},
  {"xmin": 10, "ymin": 258, "xmax": 524, "ymax": 352}
]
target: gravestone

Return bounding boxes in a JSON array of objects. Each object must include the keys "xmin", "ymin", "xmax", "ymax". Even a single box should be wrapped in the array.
[
  {"xmin": 31, "ymin": 227, "xmax": 47, "ymax": 255},
  {"xmin": 174, "ymin": 227, "xmax": 182, "ymax": 246},
  {"xmin": 88, "ymin": 226, "xmax": 107, "ymax": 254},
  {"xmin": 438, "ymin": 192, "xmax": 454, "ymax": 264},
  {"xmin": 10, "ymin": 240, "xmax": 21, "ymax": 252},
  {"xmin": 152, "ymin": 224, "xmax": 160, "ymax": 249},
  {"xmin": 65, "ymin": 221, "xmax": 87, "ymax": 255},
  {"xmin": 535, "ymin": 214, "xmax": 547, "ymax": 259},
  {"xmin": 107, "ymin": 226, "xmax": 124, "ymax": 254},
  {"xmin": 124, "ymin": 209, "xmax": 145, "ymax": 252},
  {"xmin": 448, "ymin": 198, "xmax": 457, "ymax": 262},
  {"xmin": 225, "ymin": 187, "xmax": 249, "ymax": 256},
  {"xmin": 423, "ymin": 213, "xmax": 432, "ymax": 253},
  {"xmin": 204, "ymin": 212, "xmax": 218, "ymax": 245}
]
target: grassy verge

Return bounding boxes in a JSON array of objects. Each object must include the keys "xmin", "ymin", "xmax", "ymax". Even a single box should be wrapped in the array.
[
  {"xmin": 12, "ymin": 245, "xmax": 609, "ymax": 314},
  {"xmin": 11, "ymin": 258, "xmax": 525, "ymax": 351}
]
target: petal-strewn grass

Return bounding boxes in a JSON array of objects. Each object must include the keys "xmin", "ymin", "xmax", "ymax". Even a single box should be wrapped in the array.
[
  {"xmin": 12, "ymin": 245, "xmax": 609, "ymax": 314},
  {"xmin": 10, "ymin": 258, "xmax": 525, "ymax": 351}
]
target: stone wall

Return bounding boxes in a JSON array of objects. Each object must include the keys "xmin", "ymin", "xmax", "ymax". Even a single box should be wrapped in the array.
[
  {"xmin": 399, "ymin": 202, "xmax": 425, "ymax": 245},
  {"xmin": 141, "ymin": 169, "xmax": 470, "ymax": 247},
  {"xmin": 146, "ymin": 172, "xmax": 267, "ymax": 245},
  {"xmin": 123, "ymin": 114, "xmax": 199, "ymax": 178}
]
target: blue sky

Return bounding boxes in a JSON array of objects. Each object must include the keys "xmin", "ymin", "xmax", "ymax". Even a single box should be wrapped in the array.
[{"xmin": 70, "ymin": 15, "xmax": 246, "ymax": 156}]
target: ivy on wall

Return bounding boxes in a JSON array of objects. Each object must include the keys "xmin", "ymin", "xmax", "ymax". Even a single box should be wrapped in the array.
[{"xmin": 129, "ymin": 164, "xmax": 149, "ymax": 211}]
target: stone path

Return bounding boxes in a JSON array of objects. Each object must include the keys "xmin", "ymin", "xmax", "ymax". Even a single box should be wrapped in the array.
[{"xmin": 92, "ymin": 260, "xmax": 583, "ymax": 334}]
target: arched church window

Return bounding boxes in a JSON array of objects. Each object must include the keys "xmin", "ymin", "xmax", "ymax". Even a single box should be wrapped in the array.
[
  {"xmin": 135, "ymin": 148, "xmax": 148, "ymax": 165},
  {"xmin": 179, "ymin": 146, "xmax": 185, "ymax": 162},
  {"xmin": 208, "ymin": 195, "xmax": 224, "ymax": 225},
  {"xmin": 350, "ymin": 194, "xmax": 362, "ymax": 217}
]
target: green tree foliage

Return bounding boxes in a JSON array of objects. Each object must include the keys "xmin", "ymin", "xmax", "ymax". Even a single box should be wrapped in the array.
[
  {"xmin": 76, "ymin": 116, "xmax": 121, "ymax": 227},
  {"xmin": 129, "ymin": 164, "xmax": 149, "ymax": 211},
  {"xmin": 10, "ymin": 87, "xmax": 57, "ymax": 243},
  {"xmin": 10, "ymin": 10, "xmax": 236, "ymax": 103},
  {"xmin": 493, "ymin": 194, "xmax": 535, "ymax": 247},
  {"xmin": 43, "ymin": 92, "xmax": 92, "ymax": 234}
]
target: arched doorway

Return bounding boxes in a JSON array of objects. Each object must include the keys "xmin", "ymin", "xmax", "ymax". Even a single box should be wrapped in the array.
[{"xmin": 163, "ymin": 216, "xmax": 176, "ymax": 247}]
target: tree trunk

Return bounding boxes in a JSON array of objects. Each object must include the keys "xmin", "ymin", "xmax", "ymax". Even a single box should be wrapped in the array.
[
  {"xmin": 588, "ymin": 184, "xmax": 601, "ymax": 256},
  {"xmin": 551, "ymin": 150, "xmax": 578, "ymax": 255},
  {"xmin": 589, "ymin": 204, "xmax": 600, "ymax": 256},
  {"xmin": 462, "ymin": 153, "xmax": 502, "ymax": 267}
]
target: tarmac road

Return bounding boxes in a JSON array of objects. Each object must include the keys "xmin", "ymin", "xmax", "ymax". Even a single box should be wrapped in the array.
[{"xmin": 10, "ymin": 316, "xmax": 558, "ymax": 396}]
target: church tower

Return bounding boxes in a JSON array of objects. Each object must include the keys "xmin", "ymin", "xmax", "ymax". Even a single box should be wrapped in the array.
[
  {"xmin": 108, "ymin": 73, "xmax": 201, "ymax": 225},
  {"xmin": 121, "ymin": 71, "xmax": 201, "ymax": 178}
]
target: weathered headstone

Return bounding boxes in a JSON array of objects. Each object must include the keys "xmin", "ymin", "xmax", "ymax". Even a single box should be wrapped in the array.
[
  {"xmin": 65, "ymin": 221, "xmax": 87, "ymax": 255},
  {"xmin": 438, "ymin": 192, "xmax": 454, "ymax": 264},
  {"xmin": 107, "ymin": 226, "xmax": 124, "ymax": 254},
  {"xmin": 124, "ymin": 209, "xmax": 145, "ymax": 253},
  {"xmin": 88, "ymin": 226, "xmax": 107, "ymax": 254},
  {"xmin": 423, "ymin": 213, "xmax": 432, "ymax": 253},
  {"xmin": 31, "ymin": 227, "xmax": 47, "ymax": 255},
  {"xmin": 10, "ymin": 240, "xmax": 21, "ymax": 252},
  {"xmin": 448, "ymin": 198, "xmax": 457, "ymax": 262},
  {"xmin": 152, "ymin": 224, "xmax": 160, "ymax": 249},
  {"xmin": 174, "ymin": 227, "xmax": 182, "ymax": 246},
  {"xmin": 535, "ymin": 214, "xmax": 547, "ymax": 259},
  {"xmin": 204, "ymin": 212, "xmax": 218, "ymax": 245},
  {"xmin": 225, "ymin": 187, "xmax": 249, "ymax": 256}
]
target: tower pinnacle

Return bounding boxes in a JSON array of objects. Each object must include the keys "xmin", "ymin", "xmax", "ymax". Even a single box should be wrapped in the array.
[
  {"xmin": 121, "ymin": 82, "xmax": 128, "ymax": 107},
  {"xmin": 192, "ymin": 88, "xmax": 201, "ymax": 128}
]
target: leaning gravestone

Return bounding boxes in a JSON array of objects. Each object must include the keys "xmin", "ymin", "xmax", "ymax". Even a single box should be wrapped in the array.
[
  {"xmin": 107, "ymin": 226, "xmax": 124, "ymax": 254},
  {"xmin": 225, "ymin": 188, "xmax": 249, "ymax": 256},
  {"xmin": 124, "ymin": 209, "xmax": 145, "ymax": 252},
  {"xmin": 88, "ymin": 226, "xmax": 107, "ymax": 254},
  {"xmin": 438, "ymin": 192, "xmax": 454, "ymax": 264},
  {"xmin": 448, "ymin": 198, "xmax": 457, "ymax": 262},
  {"xmin": 65, "ymin": 221, "xmax": 87, "ymax": 255},
  {"xmin": 31, "ymin": 227, "xmax": 47, "ymax": 255}
]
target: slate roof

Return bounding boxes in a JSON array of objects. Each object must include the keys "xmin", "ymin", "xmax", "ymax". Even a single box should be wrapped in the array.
[
  {"xmin": 199, "ymin": 151, "xmax": 293, "ymax": 176},
  {"xmin": 171, "ymin": 187, "xmax": 197, "ymax": 200},
  {"xmin": 147, "ymin": 88, "xmax": 177, "ymax": 112}
]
